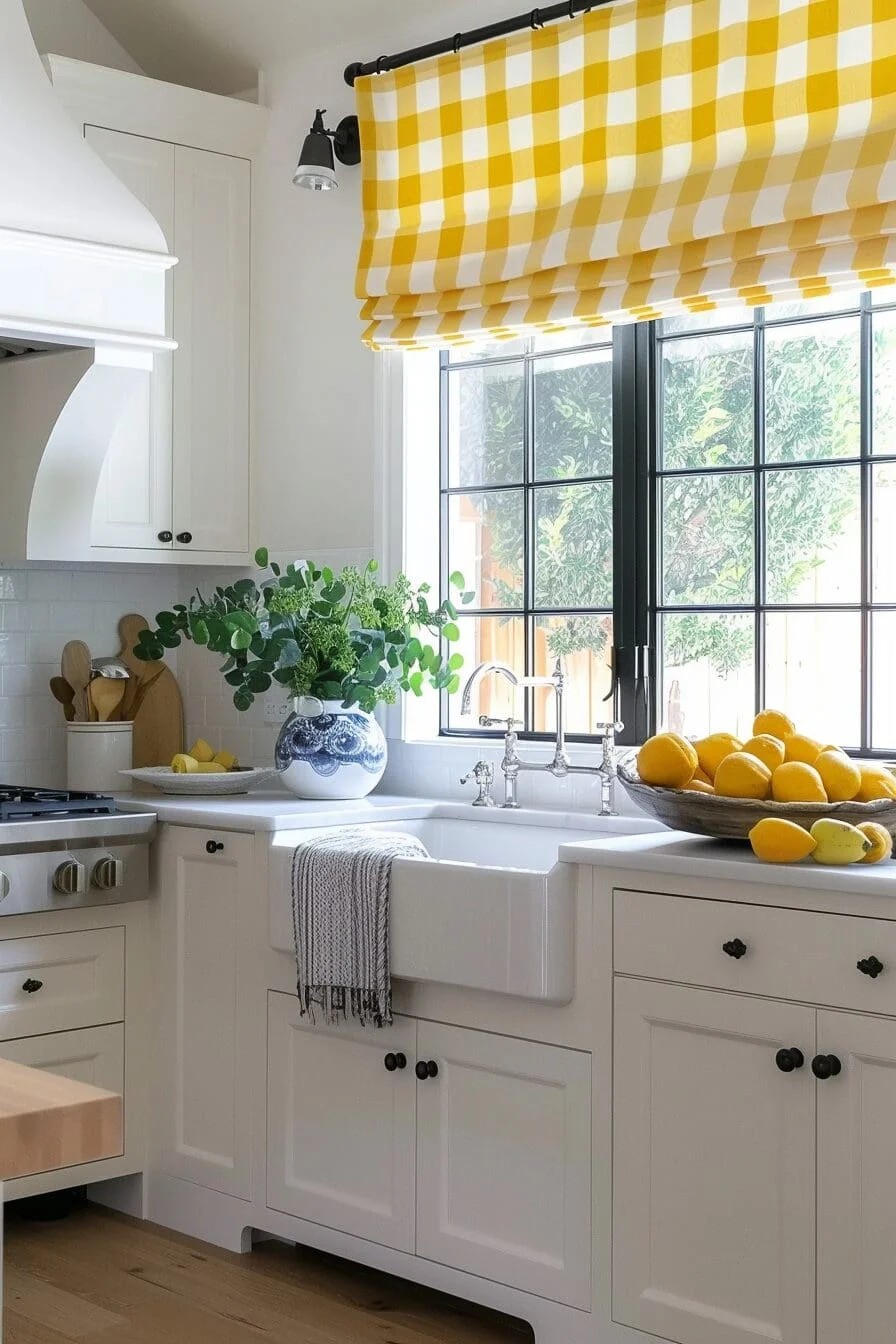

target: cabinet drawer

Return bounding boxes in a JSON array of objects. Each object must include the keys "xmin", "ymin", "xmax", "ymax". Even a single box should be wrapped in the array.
[
  {"xmin": 615, "ymin": 889, "xmax": 896, "ymax": 1014},
  {"xmin": 0, "ymin": 928, "xmax": 124, "ymax": 1040}
]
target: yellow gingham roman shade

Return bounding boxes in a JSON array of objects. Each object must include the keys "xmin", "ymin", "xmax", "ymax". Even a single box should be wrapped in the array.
[{"xmin": 354, "ymin": 0, "xmax": 896, "ymax": 349}]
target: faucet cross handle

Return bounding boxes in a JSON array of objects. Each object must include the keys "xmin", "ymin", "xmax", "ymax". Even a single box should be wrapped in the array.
[
  {"xmin": 460, "ymin": 760, "xmax": 497, "ymax": 808},
  {"xmin": 479, "ymin": 715, "xmax": 523, "ymax": 730}
]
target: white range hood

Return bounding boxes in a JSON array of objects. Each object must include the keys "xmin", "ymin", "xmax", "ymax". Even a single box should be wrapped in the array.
[{"xmin": 0, "ymin": 0, "xmax": 176, "ymax": 561}]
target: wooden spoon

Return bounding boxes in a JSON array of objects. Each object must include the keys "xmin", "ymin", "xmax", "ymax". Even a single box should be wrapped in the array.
[
  {"xmin": 89, "ymin": 678, "xmax": 126, "ymax": 723},
  {"xmin": 60, "ymin": 641, "xmax": 92, "ymax": 721},
  {"xmin": 117, "ymin": 614, "xmax": 154, "ymax": 719},
  {"xmin": 49, "ymin": 677, "xmax": 76, "ymax": 723}
]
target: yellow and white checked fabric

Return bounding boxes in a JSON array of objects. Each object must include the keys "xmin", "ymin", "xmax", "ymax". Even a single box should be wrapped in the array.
[{"xmin": 354, "ymin": 0, "xmax": 896, "ymax": 349}]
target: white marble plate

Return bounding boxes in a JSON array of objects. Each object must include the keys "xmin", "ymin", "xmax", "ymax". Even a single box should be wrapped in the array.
[{"xmin": 120, "ymin": 766, "xmax": 279, "ymax": 796}]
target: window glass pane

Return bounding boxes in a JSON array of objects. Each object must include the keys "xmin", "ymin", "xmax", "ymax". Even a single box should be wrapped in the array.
[
  {"xmin": 870, "ymin": 284, "xmax": 896, "ymax": 307},
  {"xmin": 534, "ymin": 615, "xmax": 614, "ymax": 735},
  {"xmin": 765, "ymin": 611, "xmax": 862, "ymax": 747},
  {"xmin": 447, "ymin": 491, "xmax": 524, "ymax": 609},
  {"xmin": 872, "ymin": 613, "xmax": 896, "ymax": 749},
  {"xmin": 446, "ymin": 362, "xmax": 525, "ymax": 487},
  {"xmin": 532, "ymin": 328, "xmax": 612, "ymax": 354},
  {"xmin": 662, "ymin": 473, "xmax": 754, "ymax": 605},
  {"xmin": 661, "ymin": 331, "xmax": 754, "ymax": 469},
  {"xmin": 448, "ymin": 339, "xmax": 528, "ymax": 364},
  {"xmin": 660, "ymin": 308, "xmax": 753, "ymax": 336},
  {"xmin": 873, "ymin": 309, "xmax": 896, "ymax": 456},
  {"xmin": 765, "ymin": 291, "xmax": 863, "ymax": 322},
  {"xmin": 765, "ymin": 466, "xmax": 861, "ymax": 604},
  {"xmin": 872, "ymin": 464, "xmax": 896, "ymax": 602},
  {"xmin": 765, "ymin": 317, "xmax": 860, "ymax": 462},
  {"xmin": 534, "ymin": 482, "xmax": 613, "ymax": 609},
  {"xmin": 445, "ymin": 616, "xmax": 525, "ymax": 732},
  {"xmin": 660, "ymin": 613, "xmax": 755, "ymax": 740},
  {"xmin": 533, "ymin": 347, "xmax": 613, "ymax": 479}
]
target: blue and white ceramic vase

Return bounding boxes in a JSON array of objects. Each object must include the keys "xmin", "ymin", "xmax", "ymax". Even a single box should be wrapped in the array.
[{"xmin": 275, "ymin": 697, "xmax": 387, "ymax": 800}]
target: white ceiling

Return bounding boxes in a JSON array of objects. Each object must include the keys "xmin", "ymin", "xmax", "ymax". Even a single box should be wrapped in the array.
[{"xmin": 81, "ymin": 0, "xmax": 422, "ymax": 95}]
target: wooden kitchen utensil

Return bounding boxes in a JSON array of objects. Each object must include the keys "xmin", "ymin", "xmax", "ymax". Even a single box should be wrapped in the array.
[
  {"xmin": 117, "ymin": 614, "xmax": 184, "ymax": 766},
  {"xmin": 49, "ymin": 677, "xmax": 76, "ymax": 723},
  {"xmin": 60, "ymin": 641, "xmax": 92, "ymax": 721},
  {"xmin": 89, "ymin": 677, "xmax": 126, "ymax": 723}
]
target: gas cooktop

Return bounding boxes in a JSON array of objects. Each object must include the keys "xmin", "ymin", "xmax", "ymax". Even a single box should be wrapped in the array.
[{"xmin": 0, "ymin": 787, "xmax": 118, "ymax": 822}]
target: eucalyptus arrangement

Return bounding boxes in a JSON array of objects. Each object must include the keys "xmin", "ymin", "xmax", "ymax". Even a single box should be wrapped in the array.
[{"xmin": 134, "ymin": 548, "xmax": 473, "ymax": 715}]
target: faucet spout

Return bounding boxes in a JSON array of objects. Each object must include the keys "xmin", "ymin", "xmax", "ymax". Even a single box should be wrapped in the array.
[{"xmin": 460, "ymin": 660, "xmax": 519, "ymax": 717}]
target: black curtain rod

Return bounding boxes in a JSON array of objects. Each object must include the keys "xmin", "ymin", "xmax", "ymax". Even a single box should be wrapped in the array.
[{"xmin": 344, "ymin": 0, "xmax": 612, "ymax": 86}]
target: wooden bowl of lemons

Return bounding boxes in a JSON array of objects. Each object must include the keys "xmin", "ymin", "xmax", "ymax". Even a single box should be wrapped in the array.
[{"xmin": 619, "ymin": 711, "xmax": 896, "ymax": 843}]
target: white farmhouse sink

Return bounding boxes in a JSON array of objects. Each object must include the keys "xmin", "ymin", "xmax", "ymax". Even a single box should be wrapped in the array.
[{"xmin": 269, "ymin": 805, "xmax": 658, "ymax": 1005}]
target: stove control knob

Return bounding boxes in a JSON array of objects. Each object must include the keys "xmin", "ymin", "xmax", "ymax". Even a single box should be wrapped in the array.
[
  {"xmin": 92, "ymin": 856, "xmax": 123, "ymax": 892},
  {"xmin": 53, "ymin": 860, "xmax": 86, "ymax": 896},
  {"xmin": 0, "ymin": 872, "xmax": 9, "ymax": 903}
]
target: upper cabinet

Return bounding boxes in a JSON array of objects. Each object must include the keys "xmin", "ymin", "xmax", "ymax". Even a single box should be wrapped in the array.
[{"xmin": 47, "ymin": 58, "xmax": 267, "ymax": 565}]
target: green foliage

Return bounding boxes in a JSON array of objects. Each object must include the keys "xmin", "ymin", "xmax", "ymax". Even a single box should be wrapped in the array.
[
  {"xmin": 134, "ymin": 552, "xmax": 474, "ymax": 714},
  {"xmin": 465, "ymin": 323, "xmax": 860, "ymax": 674}
]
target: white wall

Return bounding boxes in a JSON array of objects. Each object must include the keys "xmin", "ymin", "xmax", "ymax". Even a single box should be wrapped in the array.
[
  {"xmin": 22, "ymin": 0, "xmax": 143, "ymax": 71},
  {"xmin": 251, "ymin": 0, "xmax": 520, "ymax": 557}
]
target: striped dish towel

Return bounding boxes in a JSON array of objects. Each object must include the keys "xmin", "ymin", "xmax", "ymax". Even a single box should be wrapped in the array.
[{"xmin": 292, "ymin": 827, "xmax": 428, "ymax": 1028}]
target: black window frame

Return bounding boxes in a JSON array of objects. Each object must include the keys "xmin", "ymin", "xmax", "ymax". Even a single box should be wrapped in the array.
[{"xmin": 437, "ymin": 291, "xmax": 896, "ymax": 754}]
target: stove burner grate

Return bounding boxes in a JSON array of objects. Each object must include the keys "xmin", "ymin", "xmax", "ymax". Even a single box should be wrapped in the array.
[{"xmin": 0, "ymin": 787, "xmax": 118, "ymax": 822}]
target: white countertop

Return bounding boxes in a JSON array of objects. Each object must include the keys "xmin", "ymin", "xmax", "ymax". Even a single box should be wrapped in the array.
[{"xmin": 559, "ymin": 829, "xmax": 896, "ymax": 897}]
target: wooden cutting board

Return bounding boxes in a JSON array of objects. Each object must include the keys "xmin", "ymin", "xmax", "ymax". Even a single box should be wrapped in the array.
[{"xmin": 117, "ymin": 614, "xmax": 184, "ymax": 767}]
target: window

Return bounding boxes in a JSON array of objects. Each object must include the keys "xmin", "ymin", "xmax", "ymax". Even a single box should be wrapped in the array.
[{"xmin": 437, "ymin": 289, "xmax": 896, "ymax": 752}]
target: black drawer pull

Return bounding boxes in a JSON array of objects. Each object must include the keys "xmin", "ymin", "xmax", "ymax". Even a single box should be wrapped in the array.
[
  {"xmin": 157, "ymin": 531, "xmax": 173, "ymax": 543},
  {"xmin": 176, "ymin": 531, "xmax": 193, "ymax": 545},
  {"xmin": 857, "ymin": 955, "xmax": 884, "ymax": 979},
  {"xmin": 775, "ymin": 1047, "xmax": 805, "ymax": 1073},
  {"xmin": 384, "ymin": 1052, "xmax": 407, "ymax": 1072},
  {"xmin": 812, "ymin": 1054, "xmax": 842, "ymax": 1080},
  {"xmin": 415, "ymin": 1060, "xmax": 439, "ymax": 1080},
  {"xmin": 22, "ymin": 979, "xmax": 43, "ymax": 994},
  {"xmin": 206, "ymin": 840, "xmax": 224, "ymax": 854},
  {"xmin": 722, "ymin": 938, "xmax": 747, "ymax": 960}
]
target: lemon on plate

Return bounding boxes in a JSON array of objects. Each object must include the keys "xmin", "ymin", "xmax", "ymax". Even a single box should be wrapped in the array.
[
  {"xmin": 637, "ymin": 733, "xmax": 698, "ymax": 788},
  {"xmin": 683, "ymin": 779, "xmax": 715, "ymax": 794},
  {"xmin": 753, "ymin": 709, "xmax": 796, "ymax": 739},
  {"xmin": 783, "ymin": 734, "xmax": 823, "ymax": 766},
  {"xmin": 714, "ymin": 752, "xmax": 772, "ymax": 800},
  {"xmin": 693, "ymin": 733, "xmax": 742, "ymax": 781},
  {"xmin": 814, "ymin": 750, "xmax": 861, "ymax": 803},
  {"xmin": 742, "ymin": 734, "xmax": 786, "ymax": 773},
  {"xmin": 749, "ymin": 817, "xmax": 817, "ymax": 863},
  {"xmin": 856, "ymin": 764, "xmax": 896, "ymax": 802},
  {"xmin": 772, "ymin": 761, "xmax": 827, "ymax": 804}
]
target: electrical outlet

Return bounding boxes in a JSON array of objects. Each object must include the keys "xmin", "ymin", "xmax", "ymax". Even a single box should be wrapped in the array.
[{"xmin": 263, "ymin": 690, "xmax": 294, "ymax": 725}]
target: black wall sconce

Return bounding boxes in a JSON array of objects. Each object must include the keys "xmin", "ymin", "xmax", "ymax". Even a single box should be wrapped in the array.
[{"xmin": 292, "ymin": 109, "xmax": 361, "ymax": 191}]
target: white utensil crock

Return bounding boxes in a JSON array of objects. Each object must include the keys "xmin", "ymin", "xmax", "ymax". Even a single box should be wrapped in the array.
[{"xmin": 67, "ymin": 722, "xmax": 133, "ymax": 793}]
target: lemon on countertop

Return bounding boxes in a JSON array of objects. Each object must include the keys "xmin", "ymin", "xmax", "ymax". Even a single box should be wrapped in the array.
[
  {"xmin": 810, "ymin": 818, "xmax": 873, "ymax": 865},
  {"xmin": 637, "ymin": 733, "xmax": 698, "ymax": 788},
  {"xmin": 749, "ymin": 817, "xmax": 817, "ymax": 863},
  {"xmin": 714, "ymin": 752, "xmax": 772, "ymax": 800},
  {"xmin": 772, "ymin": 761, "xmax": 828, "ymax": 804},
  {"xmin": 857, "ymin": 822, "xmax": 894, "ymax": 864}
]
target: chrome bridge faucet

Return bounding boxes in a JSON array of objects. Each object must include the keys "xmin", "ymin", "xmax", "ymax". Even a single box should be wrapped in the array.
[{"xmin": 460, "ymin": 659, "xmax": 624, "ymax": 815}]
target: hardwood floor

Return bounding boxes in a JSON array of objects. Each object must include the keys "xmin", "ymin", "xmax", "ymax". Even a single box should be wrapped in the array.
[{"xmin": 4, "ymin": 1204, "xmax": 532, "ymax": 1343}]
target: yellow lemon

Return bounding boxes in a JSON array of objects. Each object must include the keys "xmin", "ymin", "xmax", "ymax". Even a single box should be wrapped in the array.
[
  {"xmin": 857, "ymin": 822, "xmax": 894, "ymax": 864},
  {"xmin": 772, "ymin": 762, "xmax": 828, "ymax": 804},
  {"xmin": 693, "ymin": 766, "xmax": 714, "ymax": 786},
  {"xmin": 684, "ymin": 779, "xmax": 715, "ymax": 794},
  {"xmin": 714, "ymin": 752, "xmax": 772, "ymax": 800},
  {"xmin": 810, "ymin": 818, "xmax": 872, "ymax": 865},
  {"xmin": 742, "ymin": 734, "xmax": 786, "ymax": 773},
  {"xmin": 171, "ymin": 753, "xmax": 199, "ymax": 774},
  {"xmin": 693, "ymin": 733, "xmax": 743, "ymax": 781},
  {"xmin": 214, "ymin": 749, "xmax": 238, "ymax": 769},
  {"xmin": 637, "ymin": 733, "xmax": 698, "ymax": 788},
  {"xmin": 814, "ymin": 750, "xmax": 861, "ymax": 803},
  {"xmin": 749, "ymin": 817, "xmax": 817, "ymax": 863},
  {"xmin": 188, "ymin": 738, "xmax": 216, "ymax": 763},
  {"xmin": 753, "ymin": 709, "xmax": 796, "ymax": 739},
  {"xmin": 193, "ymin": 762, "xmax": 228, "ymax": 774},
  {"xmin": 856, "ymin": 764, "xmax": 896, "ymax": 802},
  {"xmin": 784, "ymin": 734, "xmax": 823, "ymax": 766}
]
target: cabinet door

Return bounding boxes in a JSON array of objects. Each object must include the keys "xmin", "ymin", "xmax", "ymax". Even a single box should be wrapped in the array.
[
  {"xmin": 156, "ymin": 829, "xmax": 253, "ymax": 1199},
  {"xmin": 613, "ymin": 978, "xmax": 816, "ymax": 1344},
  {"xmin": 172, "ymin": 147, "xmax": 250, "ymax": 555},
  {"xmin": 414, "ymin": 1022, "xmax": 591, "ymax": 1309},
  {"xmin": 266, "ymin": 992, "xmax": 416, "ymax": 1252},
  {"xmin": 85, "ymin": 126, "xmax": 174, "ymax": 551},
  {"xmin": 817, "ymin": 1009, "xmax": 896, "ymax": 1344}
]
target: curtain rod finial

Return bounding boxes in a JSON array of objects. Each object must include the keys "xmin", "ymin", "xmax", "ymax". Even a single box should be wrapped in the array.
[{"xmin": 344, "ymin": 61, "xmax": 363, "ymax": 86}]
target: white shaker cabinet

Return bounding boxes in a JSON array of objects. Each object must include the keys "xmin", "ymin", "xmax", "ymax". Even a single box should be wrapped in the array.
[
  {"xmin": 266, "ymin": 992, "xmax": 417, "ymax": 1253},
  {"xmin": 613, "ymin": 978, "xmax": 817, "ymax": 1344},
  {"xmin": 86, "ymin": 128, "xmax": 251, "ymax": 559},
  {"xmin": 155, "ymin": 827, "xmax": 254, "ymax": 1200}
]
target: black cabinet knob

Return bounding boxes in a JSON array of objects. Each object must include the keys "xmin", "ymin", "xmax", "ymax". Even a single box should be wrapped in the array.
[
  {"xmin": 22, "ymin": 978, "xmax": 43, "ymax": 994},
  {"xmin": 384, "ymin": 1052, "xmax": 407, "ymax": 1072},
  {"xmin": 157, "ymin": 531, "xmax": 173, "ymax": 543},
  {"xmin": 857, "ymin": 955, "xmax": 884, "ymax": 979},
  {"xmin": 415, "ymin": 1060, "xmax": 439, "ymax": 1080},
  {"xmin": 812, "ymin": 1054, "xmax": 842, "ymax": 1080},
  {"xmin": 176, "ymin": 531, "xmax": 193, "ymax": 545},
  {"xmin": 722, "ymin": 938, "xmax": 748, "ymax": 959},
  {"xmin": 206, "ymin": 840, "xmax": 224, "ymax": 854},
  {"xmin": 775, "ymin": 1047, "xmax": 805, "ymax": 1073}
]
